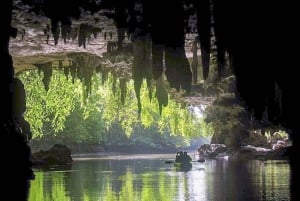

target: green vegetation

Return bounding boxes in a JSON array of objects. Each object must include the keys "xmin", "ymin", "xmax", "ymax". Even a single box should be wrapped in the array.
[
  {"xmin": 204, "ymin": 95, "xmax": 250, "ymax": 147},
  {"xmin": 18, "ymin": 69, "xmax": 212, "ymax": 151}
]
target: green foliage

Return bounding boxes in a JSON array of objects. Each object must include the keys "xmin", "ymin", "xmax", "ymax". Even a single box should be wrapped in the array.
[
  {"xmin": 276, "ymin": 130, "xmax": 289, "ymax": 139},
  {"xmin": 205, "ymin": 104, "xmax": 244, "ymax": 128},
  {"xmin": 19, "ymin": 70, "xmax": 81, "ymax": 137},
  {"xmin": 57, "ymin": 103, "xmax": 105, "ymax": 144},
  {"xmin": 18, "ymin": 69, "xmax": 212, "ymax": 148},
  {"xmin": 45, "ymin": 71, "xmax": 79, "ymax": 132},
  {"xmin": 18, "ymin": 70, "xmax": 46, "ymax": 137},
  {"xmin": 264, "ymin": 129, "xmax": 289, "ymax": 143},
  {"xmin": 204, "ymin": 97, "xmax": 250, "ymax": 146}
]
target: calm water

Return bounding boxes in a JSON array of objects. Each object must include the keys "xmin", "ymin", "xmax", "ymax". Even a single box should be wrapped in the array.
[{"xmin": 29, "ymin": 154, "xmax": 291, "ymax": 201}]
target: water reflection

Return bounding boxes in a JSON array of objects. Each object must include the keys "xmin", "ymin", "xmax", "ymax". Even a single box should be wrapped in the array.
[{"xmin": 29, "ymin": 155, "xmax": 290, "ymax": 201}]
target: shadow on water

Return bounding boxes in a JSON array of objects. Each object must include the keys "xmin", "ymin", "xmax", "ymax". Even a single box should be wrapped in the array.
[
  {"xmin": 33, "ymin": 164, "xmax": 72, "ymax": 172},
  {"xmin": 175, "ymin": 163, "xmax": 193, "ymax": 172}
]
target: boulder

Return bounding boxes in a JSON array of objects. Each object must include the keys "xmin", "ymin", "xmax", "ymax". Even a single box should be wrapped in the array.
[
  {"xmin": 240, "ymin": 145, "xmax": 291, "ymax": 160},
  {"xmin": 198, "ymin": 143, "xmax": 229, "ymax": 158},
  {"xmin": 244, "ymin": 130, "xmax": 269, "ymax": 148},
  {"xmin": 32, "ymin": 144, "xmax": 72, "ymax": 166},
  {"xmin": 269, "ymin": 132, "xmax": 284, "ymax": 144}
]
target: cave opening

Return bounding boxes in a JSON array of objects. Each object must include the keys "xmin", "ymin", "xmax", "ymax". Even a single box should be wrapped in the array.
[{"xmin": 1, "ymin": 0, "xmax": 297, "ymax": 201}]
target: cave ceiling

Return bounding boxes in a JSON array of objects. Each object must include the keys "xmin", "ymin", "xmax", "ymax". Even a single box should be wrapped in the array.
[{"xmin": 10, "ymin": 0, "xmax": 225, "ymax": 111}]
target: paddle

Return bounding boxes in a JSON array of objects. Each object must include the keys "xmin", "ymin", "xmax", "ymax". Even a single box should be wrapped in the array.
[{"xmin": 165, "ymin": 159, "xmax": 205, "ymax": 164}]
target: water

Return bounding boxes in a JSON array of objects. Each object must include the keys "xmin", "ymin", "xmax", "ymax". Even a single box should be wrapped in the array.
[{"xmin": 28, "ymin": 154, "xmax": 291, "ymax": 201}]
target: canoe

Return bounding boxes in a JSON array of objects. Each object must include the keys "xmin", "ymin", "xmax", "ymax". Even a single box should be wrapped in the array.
[{"xmin": 174, "ymin": 162, "xmax": 192, "ymax": 170}]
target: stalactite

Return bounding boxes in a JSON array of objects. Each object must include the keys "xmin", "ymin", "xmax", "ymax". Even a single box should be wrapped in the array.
[
  {"xmin": 35, "ymin": 62, "xmax": 53, "ymax": 92},
  {"xmin": 101, "ymin": 68, "xmax": 108, "ymax": 85},
  {"xmin": 70, "ymin": 60, "xmax": 76, "ymax": 84},
  {"xmin": 58, "ymin": 60, "xmax": 63, "ymax": 70},
  {"xmin": 69, "ymin": 27, "xmax": 78, "ymax": 41},
  {"xmin": 152, "ymin": 44, "xmax": 164, "ymax": 80},
  {"xmin": 151, "ymin": 0, "xmax": 192, "ymax": 93},
  {"xmin": 50, "ymin": 19, "xmax": 60, "ymax": 45},
  {"xmin": 117, "ymin": 28, "xmax": 125, "ymax": 51},
  {"xmin": 114, "ymin": 1, "xmax": 129, "ymax": 51},
  {"xmin": 64, "ymin": 65, "xmax": 70, "ymax": 79},
  {"xmin": 75, "ymin": 55, "xmax": 83, "ymax": 81},
  {"xmin": 69, "ymin": 54, "xmax": 95, "ymax": 98},
  {"xmin": 45, "ymin": 24, "xmax": 50, "ymax": 44},
  {"xmin": 144, "ymin": 35, "xmax": 153, "ymax": 102},
  {"xmin": 91, "ymin": 27, "xmax": 102, "ymax": 39},
  {"xmin": 95, "ymin": 64, "xmax": 102, "ymax": 74},
  {"xmin": 132, "ymin": 38, "xmax": 144, "ymax": 115},
  {"xmin": 165, "ymin": 47, "xmax": 192, "ymax": 93},
  {"xmin": 119, "ymin": 78, "xmax": 127, "ymax": 105},
  {"xmin": 111, "ymin": 71, "xmax": 117, "ymax": 96},
  {"xmin": 156, "ymin": 75, "xmax": 168, "ymax": 115},
  {"xmin": 191, "ymin": 40, "xmax": 198, "ymax": 83},
  {"xmin": 132, "ymin": 35, "xmax": 153, "ymax": 114},
  {"xmin": 78, "ymin": 24, "xmax": 102, "ymax": 48},
  {"xmin": 78, "ymin": 23, "xmax": 88, "ymax": 48},
  {"xmin": 211, "ymin": 0, "xmax": 227, "ymax": 79},
  {"xmin": 64, "ymin": 60, "xmax": 72, "ymax": 78},
  {"xmin": 107, "ymin": 41, "xmax": 118, "ymax": 54},
  {"xmin": 134, "ymin": 78, "xmax": 142, "ymax": 115},
  {"xmin": 147, "ymin": 78, "xmax": 154, "ymax": 102},
  {"xmin": 195, "ymin": 0, "xmax": 211, "ymax": 80},
  {"xmin": 84, "ymin": 59, "xmax": 93, "ymax": 96},
  {"xmin": 61, "ymin": 22, "xmax": 71, "ymax": 44}
]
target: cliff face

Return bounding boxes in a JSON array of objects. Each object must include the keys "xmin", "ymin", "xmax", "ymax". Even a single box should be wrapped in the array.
[{"xmin": 10, "ymin": 0, "xmax": 115, "ymax": 61}]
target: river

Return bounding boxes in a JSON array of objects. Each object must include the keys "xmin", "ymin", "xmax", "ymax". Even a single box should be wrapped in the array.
[{"xmin": 28, "ymin": 153, "xmax": 290, "ymax": 201}]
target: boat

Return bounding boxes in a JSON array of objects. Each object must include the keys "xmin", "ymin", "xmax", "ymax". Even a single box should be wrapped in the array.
[
  {"xmin": 174, "ymin": 151, "xmax": 193, "ymax": 171},
  {"xmin": 174, "ymin": 161, "xmax": 192, "ymax": 171},
  {"xmin": 174, "ymin": 162, "xmax": 192, "ymax": 168}
]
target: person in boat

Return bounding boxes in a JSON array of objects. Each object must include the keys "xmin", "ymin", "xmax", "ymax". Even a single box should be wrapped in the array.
[
  {"xmin": 175, "ymin": 151, "xmax": 183, "ymax": 163},
  {"xmin": 182, "ymin": 151, "xmax": 192, "ymax": 163},
  {"xmin": 175, "ymin": 151, "xmax": 192, "ymax": 164}
]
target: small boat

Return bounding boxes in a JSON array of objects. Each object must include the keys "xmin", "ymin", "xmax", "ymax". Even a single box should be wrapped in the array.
[{"xmin": 174, "ymin": 151, "xmax": 193, "ymax": 171}]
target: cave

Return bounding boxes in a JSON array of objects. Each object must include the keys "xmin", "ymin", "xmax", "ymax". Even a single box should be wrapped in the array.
[{"xmin": 0, "ymin": 0, "xmax": 298, "ymax": 200}]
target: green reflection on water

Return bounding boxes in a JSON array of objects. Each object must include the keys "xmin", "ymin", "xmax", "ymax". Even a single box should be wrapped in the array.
[
  {"xmin": 253, "ymin": 160, "xmax": 291, "ymax": 201},
  {"xmin": 30, "ymin": 172, "xmax": 71, "ymax": 201},
  {"xmin": 29, "ymin": 160, "xmax": 181, "ymax": 201},
  {"xmin": 28, "ymin": 158, "xmax": 291, "ymax": 201}
]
